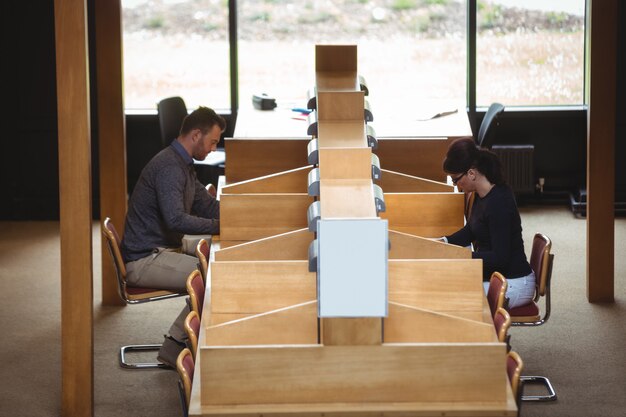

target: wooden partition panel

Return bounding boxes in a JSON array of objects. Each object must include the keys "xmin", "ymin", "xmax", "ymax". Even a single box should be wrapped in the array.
[
  {"xmin": 220, "ymin": 165, "xmax": 311, "ymax": 194},
  {"xmin": 381, "ymin": 192, "xmax": 464, "ymax": 237},
  {"xmin": 204, "ymin": 301, "xmax": 318, "ymax": 346},
  {"xmin": 316, "ymin": 44, "xmax": 357, "ymax": 72},
  {"xmin": 225, "ymin": 137, "xmax": 456, "ymax": 184},
  {"xmin": 376, "ymin": 137, "xmax": 453, "ymax": 181},
  {"xmin": 200, "ymin": 343, "xmax": 506, "ymax": 405},
  {"xmin": 214, "ymin": 228, "xmax": 312, "ymax": 261},
  {"xmin": 219, "ymin": 194, "xmax": 312, "ymax": 241},
  {"xmin": 388, "ymin": 230, "xmax": 470, "ymax": 259},
  {"xmin": 210, "ymin": 260, "xmax": 316, "ymax": 323},
  {"xmin": 388, "ymin": 259, "xmax": 483, "ymax": 313},
  {"xmin": 378, "ymin": 169, "xmax": 453, "ymax": 193},
  {"xmin": 225, "ymin": 138, "xmax": 309, "ymax": 183},
  {"xmin": 384, "ymin": 302, "xmax": 496, "ymax": 343}
]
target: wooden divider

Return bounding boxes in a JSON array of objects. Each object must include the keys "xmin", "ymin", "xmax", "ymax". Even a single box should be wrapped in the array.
[
  {"xmin": 204, "ymin": 301, "xmax": 318, "ymax": 346},
  {"xmin": 219, "ymin": 193, "xmax": 312, "ymax": 242},
  {"xmin": 214, "ymin": 228, "xmax": 311, "ymax": 261},
  {"xmin": 209, "ymin": 260, "xmax": 316, "ymax": 325},
  {"xmin": 378, "ymin": 169, "xmax": 452, "ymax": 193},
  {"xmin": 381, "ymin": 192, "xmax": 465, "ymax": 238},
  {"xmin": 225, "ymin": 138, "xmax": 309, "ymax": 184},
  {"xmin": 319, "ymin": 180, "xmax": 377, "ymax": 218},
  {"xmin": 388, "ymin": 229, "xmax": 470, "ymax": 259},
  {"xmin": 388, "ymin": 259, "xmax": 483, "ymax": 313},
  {"xmin": 384, "ymin": 302, "xmax": 496, "ymax": 343},
  {"xmin": 199, "ymin": 343, "xmax": 507, "ymax": 406},
  {"xmin": 220, "ymin": 165, "xmax": 310, "ymax": 194},
  {"xmin": 224, "ymin": 137, "xmax": 457, "ymax": 183},
  {"xmin": 317, "ymin": 121, "xmax": 366, "ymax": 148}
]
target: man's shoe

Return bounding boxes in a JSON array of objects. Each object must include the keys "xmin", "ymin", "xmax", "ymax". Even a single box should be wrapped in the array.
[{"xmin": 157, "ymin": 335, "xmax": 186, "ymax": 369}]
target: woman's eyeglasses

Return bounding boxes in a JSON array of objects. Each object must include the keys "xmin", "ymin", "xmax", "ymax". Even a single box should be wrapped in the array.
[{"xmin": 451, "ymin": 172, "xmax": 467, "ymax": 185}]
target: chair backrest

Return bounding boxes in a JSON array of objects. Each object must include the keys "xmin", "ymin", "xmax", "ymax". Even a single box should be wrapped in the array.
[
  {"xmin": 507, "ymin": 350, "xmax": 524, "ymax": 402},
  {"xmin": 157, "ymin": 96, "xmax": 188, "ymax": 147},
  {"xmin": 186, "ymin": 269, "xmax": 205, "ymax": 316},
  {"xmin": 487, "ymin": 271, "xmax": 508, "ymax": 318},
  {"xmin": 102, "ymin": 217, "xmax": 129, "ymax": 302},
  {"xmin": 477, "ymin": 102, "xmax": 505, "ymax": 149},
  {"xmin": 530, "ymin": 233, "xmax": 552, "ymax": 297},
  {"xmin": 176, "ymin": 348, "xmax": 195, "ymax": 408},
  {"xmin": 195, "ymin": 238, "xmax": 210, "ymax": 283},
  {"xmin": 494, "ymin": 307, "xmax": 511, "ymax": 343},
  {"xmin": 184, "ymin": 310, "xmax": 201, "ymax": 359}
]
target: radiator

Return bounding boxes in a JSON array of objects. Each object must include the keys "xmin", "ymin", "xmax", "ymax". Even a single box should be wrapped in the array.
[{"xmin": 492, "ymin": 144, "xmax": 535, "ymax": 195}]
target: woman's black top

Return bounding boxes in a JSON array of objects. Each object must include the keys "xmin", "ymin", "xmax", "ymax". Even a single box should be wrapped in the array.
[{"xmin": 446, "ymin": 184, "xmax": 532, "ymax": 281}]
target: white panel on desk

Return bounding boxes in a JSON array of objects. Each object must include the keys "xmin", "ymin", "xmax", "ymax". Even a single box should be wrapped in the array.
[{"xmin": 317, "ymin": 218, "xmax": 388, "ymax": 318}]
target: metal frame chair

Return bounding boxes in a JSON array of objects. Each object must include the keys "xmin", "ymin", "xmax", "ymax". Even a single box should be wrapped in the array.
[
  {"xmin": 186, "ymin": 269, "xmax": 205, "ymax": 317},
  {"xmin": 184, "ymin": 310, "xmax": 201, "ymax": 359},
  {"xmin": 508, "ymin": 232, "xmax": 557, "ymax": 401},
  {"xmin": 487, "ymin": 271, "xmax": 508, "ymax": 318},
  {"xmin": 195, "ymin": 238, "xmax": 210, "ymax": 283},
  {"xmin": 507, "ymin": 350, "xmax": 524, "ymax": 410},
  {"xmin": 102, "ymin": 217, "xmax": 186, "ymax": 369},
  {"xmin": 494, "ymin": 307, "xmax": 512, "ymax": 347},
  {"xmin": 176, "ymin": 348, "xmax": 195, "ymax": 417}
]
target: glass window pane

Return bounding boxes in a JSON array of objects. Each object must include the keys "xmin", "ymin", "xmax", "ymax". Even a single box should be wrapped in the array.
[
  {"xmin": 238, "ymin": 0, "xmax": 467, "ymax": 119},
  {"xmin": 476, "ymin": 0, "xmax": 585, "ymax": 106},
  {"xmin": 122, "ymin": 0, "xmax": 230, "ymax": 111}
]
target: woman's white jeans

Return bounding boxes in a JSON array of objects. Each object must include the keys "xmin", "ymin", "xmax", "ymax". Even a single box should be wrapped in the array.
[{"xmin": 482, "ymin": 271, "xmax": 536, "ymax": 309}]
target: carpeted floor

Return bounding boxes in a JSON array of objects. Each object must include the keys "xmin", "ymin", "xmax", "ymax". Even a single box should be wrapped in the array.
[{"xmin": 0, "ymin": 205, "xmax": 624, "ymax": 417}]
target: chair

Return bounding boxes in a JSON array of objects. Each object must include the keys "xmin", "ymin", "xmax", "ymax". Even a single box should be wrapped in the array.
[
  {"xmin": 184, "ymin": 310, "xmax": 201, "ymax": 359},
  {"xmin": 186, "ymin": 269, "xmax": 205, "ymax": 317},
  {"xmin": 102, "ymin": 217, "xmax": 186, "ymax": 369},
  {"xmin": 494, "ymin": 307, "xmax": 512, "ymax": 346},
  {"xmin": 507, "ymin": 350, "xmax": 524, "ymax": 408},
  {"xmin": 176, "ymin": 348, "xmax": 195, "ymax": 417},
  {"xmin": 476, "ymin": 102, "xmax": 505, "ymax": 149},
  {"xmin": 487, "ymin": 271, "xmax": 508, "ymax": 318},
  {"xmin": 157, "ymin": 96, "xmax": 188, "ymax": 147},
  {"xmin": 508, "ymin": 232, "xmax": 557, "ymax": 402},
  {"xmin": 195, "ymin": 238, "xmax": 210, "ymax": 283}
]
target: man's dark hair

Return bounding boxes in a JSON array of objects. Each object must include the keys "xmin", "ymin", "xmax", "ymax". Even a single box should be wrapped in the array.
[{"xmin": 179, "ymin": 106, "xmax": 226, "ymax": 136}]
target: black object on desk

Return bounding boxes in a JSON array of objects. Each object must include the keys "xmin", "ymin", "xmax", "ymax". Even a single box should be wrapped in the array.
[{"xmin": 252, "ymin": 93, "xmax": 277, "ymax": 110}]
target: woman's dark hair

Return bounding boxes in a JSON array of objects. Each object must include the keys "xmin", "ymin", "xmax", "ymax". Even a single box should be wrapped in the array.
[
  {"xmin": 180, "ymin": 106, "xmax": 226, "ymax": 136},
  {"xmin": 443, "ymin": 136, "xmax": 505, "ymax": 185}
]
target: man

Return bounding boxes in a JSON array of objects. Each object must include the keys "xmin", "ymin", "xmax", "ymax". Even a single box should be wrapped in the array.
[{"xmin": 121, "ymin": 106, "xmax": 225, "ymax": 367}]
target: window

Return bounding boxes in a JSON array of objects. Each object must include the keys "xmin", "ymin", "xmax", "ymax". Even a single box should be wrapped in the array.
[
  {"xmin": 122, "ymin": 0, "xmax": 230, "ymax": 110},
  {"xmin": 476, "ymin": 0, "xmax": 585, "ymax": 106},
  {"xmin": 120, "ymin": 0, "xmax": 587, "ymax": 112},
  {"xmin": 238, "ymin": 0, "xmax": 467, "ymax": 118}
]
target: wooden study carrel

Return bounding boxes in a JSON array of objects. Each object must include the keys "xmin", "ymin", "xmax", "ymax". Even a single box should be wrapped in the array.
[{"xmin": 189, "ymin": 45, "xmax": 517, "ymax": 417}]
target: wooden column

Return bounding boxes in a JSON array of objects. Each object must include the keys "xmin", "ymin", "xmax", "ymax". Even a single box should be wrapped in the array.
[
  {"xmin": 586, "ymin": 0, "xmax": 617, "ymax": 302},
  {"xmin": 54, "ymin": 0, "xmax": 94, "ymax": 415},
  {"xmin": 96, "ymin": 0, "xmax": 127, "ymax": 305}
]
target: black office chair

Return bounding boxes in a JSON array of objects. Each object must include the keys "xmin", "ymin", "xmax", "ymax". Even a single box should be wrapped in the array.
[
  {"xmin": 157, "ymin": 96, "xmax": 188, "ymax": 147},
  {"xmin": 476, "ymin": 102, "xmax": 505, "ymax": 149}
]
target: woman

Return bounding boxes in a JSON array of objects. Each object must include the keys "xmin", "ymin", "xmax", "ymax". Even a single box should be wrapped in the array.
[{"xmin": 441, "ymin": 137, "xmax": 535, "ymax": 308}]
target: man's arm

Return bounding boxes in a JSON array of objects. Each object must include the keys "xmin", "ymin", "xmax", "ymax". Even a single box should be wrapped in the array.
[
  {"xmin": 156, "ymin": 165, "xmax": 219, "ymax": 235},
  {"xmin": 192, "ymin": 179, "xmax": 220, "ymax": 220}
]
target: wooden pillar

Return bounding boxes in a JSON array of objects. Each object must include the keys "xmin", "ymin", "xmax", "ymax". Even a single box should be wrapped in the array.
[
  {"xmin": 54, "ymin": 0, "xmax": 94, "ymax": 415},
  {"xmin": 96, "ymin": 0, "xmax": 127, "ymax": 305},
  {"xmin": 586, "ymin": 0, "xmax": 617, "ymax": 302}
]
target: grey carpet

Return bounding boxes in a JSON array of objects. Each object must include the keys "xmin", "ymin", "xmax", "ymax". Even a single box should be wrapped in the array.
[{"xmin": 0, "ymin": 205, "xmax": 624, "ymax": 417}]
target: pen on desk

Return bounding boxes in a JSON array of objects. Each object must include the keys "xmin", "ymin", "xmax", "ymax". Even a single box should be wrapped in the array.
[
  {"xmin": 292, "ymin": 107, "xmax": 312, "ymax": 115},
  {"xmin": 432, "ymin": 109, "xmax": 458, "ymax": 119}
]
